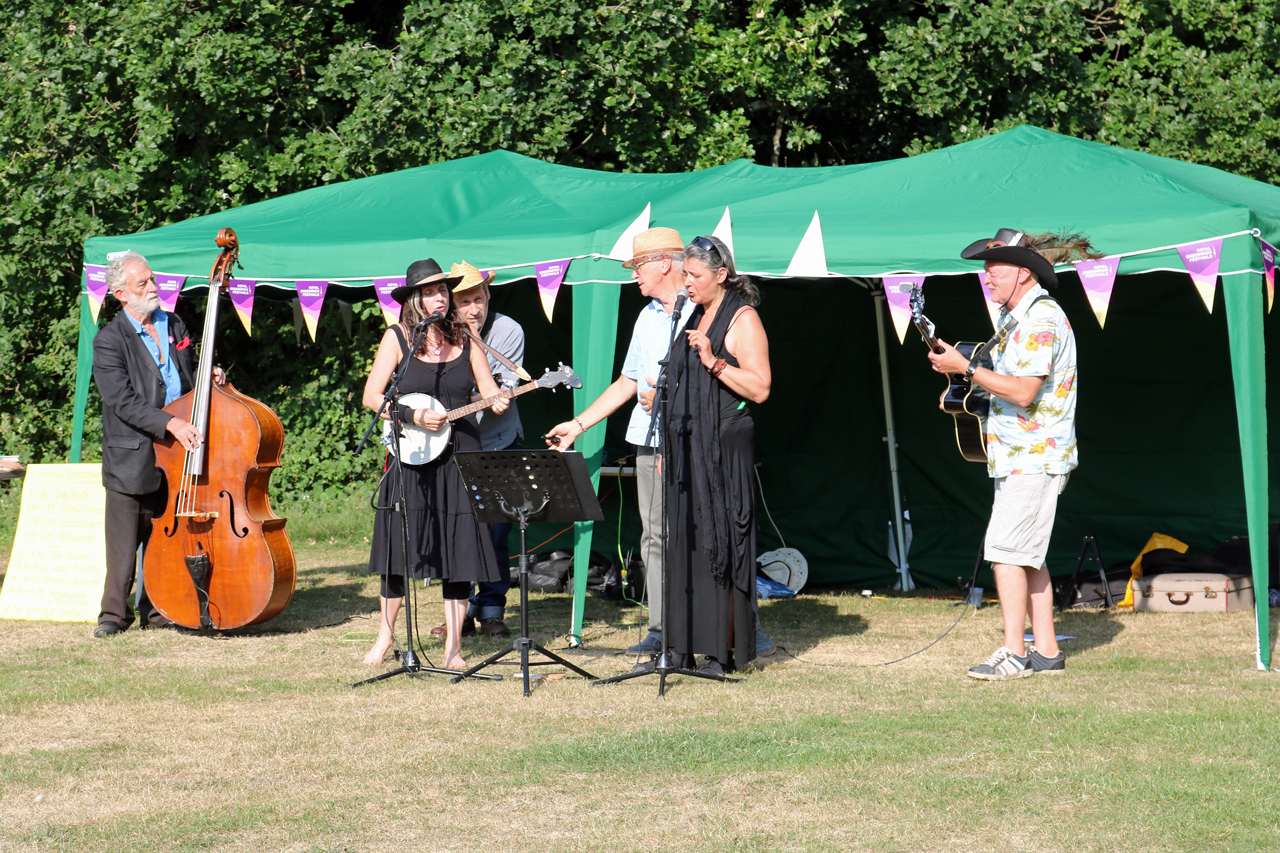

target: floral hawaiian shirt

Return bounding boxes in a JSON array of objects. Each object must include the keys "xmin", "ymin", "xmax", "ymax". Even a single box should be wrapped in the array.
[{"xmin": 984, "ymin": 283, "xmax": 1078, "ymax": 478}]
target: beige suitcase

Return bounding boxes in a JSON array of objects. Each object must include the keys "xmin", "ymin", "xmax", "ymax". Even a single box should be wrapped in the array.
[{"xmin": 1132, "ymin": 573, "xmax": 1254, "ymax": 613}]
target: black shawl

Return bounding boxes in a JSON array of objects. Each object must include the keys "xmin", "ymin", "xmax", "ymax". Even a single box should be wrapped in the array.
[{"xmin": 668, "ymin": 288, "xmax": 748, "ymax": 583}]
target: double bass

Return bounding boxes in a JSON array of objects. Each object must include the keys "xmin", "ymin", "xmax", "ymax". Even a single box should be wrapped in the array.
[{"xmin": 144, "ymin": 228, "xmax": 296, "ymax": 629}]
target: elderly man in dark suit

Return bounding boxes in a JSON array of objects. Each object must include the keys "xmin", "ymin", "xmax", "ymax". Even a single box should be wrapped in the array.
[{"xmin": 91, "ymin": 250, "xmax": 221, "ymax": 637}]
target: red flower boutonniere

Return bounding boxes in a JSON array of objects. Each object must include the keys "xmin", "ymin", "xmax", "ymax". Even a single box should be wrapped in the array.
[{"xmin": 175, "ymin": 335, "xmax": 191, "ymax": 351}]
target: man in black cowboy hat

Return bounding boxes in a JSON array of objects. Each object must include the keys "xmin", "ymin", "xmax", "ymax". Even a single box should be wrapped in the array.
[{"xmin": 928, "ymin": 228, "xmax": 1082, "ymax": 680}]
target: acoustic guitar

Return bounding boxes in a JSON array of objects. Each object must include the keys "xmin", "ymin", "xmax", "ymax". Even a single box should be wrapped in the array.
[
  {"xmin": 908, "ymin": 288, "xmax": 991, "ymax": 463},
  {"xmin": 384, "ymin": 363, "xmax": 582, "ymax": 465}
]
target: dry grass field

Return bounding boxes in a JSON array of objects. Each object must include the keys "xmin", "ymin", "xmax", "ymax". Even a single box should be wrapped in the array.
[{"xmin": 2, "ymin": 543, "xmax": 1279, "ymax": 853}]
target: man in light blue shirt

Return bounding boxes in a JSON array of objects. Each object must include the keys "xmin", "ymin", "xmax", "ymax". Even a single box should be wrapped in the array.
[{"xmin": 544, "ymin": 228, "xmax": 692, "ymax": 653}]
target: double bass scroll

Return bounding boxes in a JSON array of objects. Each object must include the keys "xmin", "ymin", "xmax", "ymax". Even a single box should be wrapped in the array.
[{"xmin": 144, "ymin": 228, "xmax": 297, "ymax": 630}]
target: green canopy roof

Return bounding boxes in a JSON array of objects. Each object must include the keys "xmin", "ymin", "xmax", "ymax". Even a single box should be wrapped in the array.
[{"xmin": 83, "ymin": 125, "xmax": 1279, "ymax": 285}]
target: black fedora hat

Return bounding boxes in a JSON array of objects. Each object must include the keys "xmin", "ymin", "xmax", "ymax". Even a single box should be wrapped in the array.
[
  {"xmin": 391, "ymin": 258, "xmax": 463, "ymax": 304},
  {"xmin": 961, "ymin": 228, "xmax": 1058, "ymax": 287}
]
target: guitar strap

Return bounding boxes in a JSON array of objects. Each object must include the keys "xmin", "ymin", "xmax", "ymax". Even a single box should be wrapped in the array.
[{"xmin": 971, "ymin": 292, "xmax": 1059, "ymax": 367}]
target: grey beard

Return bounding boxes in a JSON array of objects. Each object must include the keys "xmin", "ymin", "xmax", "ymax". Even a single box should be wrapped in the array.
[{"xmin": 126, "ymin": 293, "xmax": 160, "ymax": 316}]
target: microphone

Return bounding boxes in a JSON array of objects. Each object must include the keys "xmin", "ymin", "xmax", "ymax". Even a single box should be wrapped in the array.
[
  {"xmin": 415, "ymin": 311, "xmax": 444, "ymax": 330},
  {"xmin": 673, "ymin": 288, "xmax": 689, "ymax": 317}
]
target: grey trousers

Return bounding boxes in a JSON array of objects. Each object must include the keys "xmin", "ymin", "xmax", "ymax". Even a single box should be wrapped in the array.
[{"xmin": 634, "ymin": 445, "xmax": 664, "ymax": 632}]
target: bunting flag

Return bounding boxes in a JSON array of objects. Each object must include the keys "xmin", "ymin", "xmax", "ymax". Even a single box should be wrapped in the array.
[
  {"xmin": 296, "ymin": 279, "xmax": 328, "ymax": 341},
  {"xmin": 535, "ymin": 259, "xmax": 571, "ymax": 322},
  {"xmin": 712, "ymin": 207, "xmax": 735, "ymax": 263},
  {"xmin": 608, "ymin": 204, "xmax": 651, "ymax": 260},
  {"xmin": 155, "ymin": 273, "xmax": 186, "ymax": 313},
  {"xmin": 84, "ymin": 264, "xmax": 109, "ymax": 324},
  {"xmin": 227, "ymin": 278, "xmax": 257, "ymax": 335},
  {"xmin": 373, "ymin": 277, "xmax": 405, "ymax": 325},
  {"xmin": 1177, "ymin": 238, "xmax": 1223, "ymax": 312},
  {"xmin": 882, "ymin": 276, "xmax": 924, "ymax": 344},
  {"xmin": 975, "ymin": 271, "xmax": 1002, "ymax": 331},
  {"xmin": 785, "ymin": 211, "xmax": 828, "ymax": 277},
  {"xmin": 1073, "ymin": 256, "xmax": 1120, "ymax": 328},
  {"xmin": 1261, "ymin": 239, "xmax": 1276, "ymax": 313}
]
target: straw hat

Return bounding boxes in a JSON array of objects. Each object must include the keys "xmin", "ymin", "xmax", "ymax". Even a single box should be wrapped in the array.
[
  {"xmin": 391, "ymin": 258, "xmax": 463, "ymax": 304},
  {"xmin": 621, "ymin": 227, "xmax": 684, "ymax": 269},
  {"xmin": 450, "ymin": 261, "xmax": 496, "ymax": 292}
]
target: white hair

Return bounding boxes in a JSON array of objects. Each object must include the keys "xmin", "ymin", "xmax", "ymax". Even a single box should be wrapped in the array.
[{"xmin": 104, "ymin": 251, "xmax": 149, "ymax": 299}]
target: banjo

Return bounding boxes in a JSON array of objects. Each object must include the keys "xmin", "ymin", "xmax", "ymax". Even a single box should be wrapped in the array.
[{"xmin": 383, "ymin": 363, "xmax": 582, "ymax": 465}]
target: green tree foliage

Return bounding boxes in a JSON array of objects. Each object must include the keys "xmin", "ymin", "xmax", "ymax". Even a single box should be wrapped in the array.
[
  {"xmin": 0, "ymin": 0, "xmax": 1275, "ymax": 504},
  {"xmin": 874, "ymin": 0, "xmax": 1280, "ymax": 180}
]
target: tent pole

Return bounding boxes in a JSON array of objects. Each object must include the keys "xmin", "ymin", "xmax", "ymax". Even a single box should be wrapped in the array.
[
  {"xmin": 69, "ymin": 291, "xmax": 98, "ymax": 463},
  {"xmin": 872, "ymin": 286, "xmax": 914, "ymax": 591},
  {"xmin": 1222, "ymin": 271, "xmax": 1270, "ymax": 670},
  {"xmin": 569, "ymin": 280, "xmax": 621, "ymax": 646}
]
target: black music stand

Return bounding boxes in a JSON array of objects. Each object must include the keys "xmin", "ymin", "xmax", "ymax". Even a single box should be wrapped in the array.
[{"xmin": 450, "ymin": 449, "xmax": 603, "ymax": 695}]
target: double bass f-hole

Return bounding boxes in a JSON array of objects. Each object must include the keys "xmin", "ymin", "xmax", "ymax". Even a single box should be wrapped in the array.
[{"xmin": 220, "ymin": 489, "xmax": 249, "ymax": 539}]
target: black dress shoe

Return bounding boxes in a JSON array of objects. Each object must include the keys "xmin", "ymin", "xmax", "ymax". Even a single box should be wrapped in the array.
[
  {"xmin": 149, "ymin": 620, "xmax": 195, "ymax": 634},
  {"xmin": 94, "ymin": 622, "xmax": 124, "ymax": 638},
  {"xmin": 479, "ymin": 617, "xmax": 510, "ymax": 638},
  {"xmin": 460, "ymin": 616, "xmax": 477, "ymax": 637}
]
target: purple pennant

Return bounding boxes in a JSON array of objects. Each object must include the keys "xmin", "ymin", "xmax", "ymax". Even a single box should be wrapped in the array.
[
  {"xmin": 227, "ymin": 278, "xmax": 257, "ymax": 335},
  {"xmin": 1261, "ymin": 239, "xmax": 1276, "ymax": 312},
  {"xmin": 534, "ymin": 259, "xmax": 571, "ymax": 322},
  {"xmin": 373, "ymin": 277, "xmax": 405, "ymax": 325},
  {"xmin": 975, "ymin": 270, "xmax": 1002, "ymax": 331},
  {"xmin": 882, "ymin": 275, "xmax": 924, "ymax": 344},
  {"xmin": 296, "ymin": 279, "xmax": 328, "ymax": 341},
  {"xmin": 1073, "ymin": 256, "xmax": 1120, "ymax": 328},
  {"xmin": 1177, "ymin": 238, "xmax": 1223, "ymax": 312},
  {"xmin": 84, "ymin": 264, "xmax": 109, "ymax": 324},
  {"xmin": 155, "ymin": 273, "xmax": 186, "ymax": 313}
]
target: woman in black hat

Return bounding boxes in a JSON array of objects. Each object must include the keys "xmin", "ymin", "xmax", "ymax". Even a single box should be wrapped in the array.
[{"xmin": 361, "ymin": 258, "xmax": 509, "ymax": 670}]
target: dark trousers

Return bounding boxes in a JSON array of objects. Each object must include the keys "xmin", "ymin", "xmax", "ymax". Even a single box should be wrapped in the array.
[
  {"xmin": 469, "ymin": 522, "xmax": 512, "ymax": 619},
  {"xmin": 100, "ymin": 487, "xmax": 166, "ymax": 629}
]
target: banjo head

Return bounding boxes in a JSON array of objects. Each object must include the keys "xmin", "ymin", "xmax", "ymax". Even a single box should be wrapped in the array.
[{"xmin": 383, "ymin": 392, "xmax": 451, "ymax": 465}]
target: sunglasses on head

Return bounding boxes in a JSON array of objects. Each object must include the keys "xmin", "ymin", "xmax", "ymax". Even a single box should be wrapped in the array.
[{"xmin": 691, "ymin": 236, "xmax": 721, "ymax": 261}]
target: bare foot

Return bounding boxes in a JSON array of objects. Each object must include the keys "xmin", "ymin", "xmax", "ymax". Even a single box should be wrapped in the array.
[
  {"xmin": 363, "ymin": 638, "xmax": 393, "ymax": 666},
  {"xmin": 444, "ymin": 655, "xmax": 467, "ymax": 671}
]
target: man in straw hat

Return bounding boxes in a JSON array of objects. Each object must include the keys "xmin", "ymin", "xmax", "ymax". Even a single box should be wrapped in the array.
[
  {"xmin": 543, "ymin": 227, "xmax": 693, "ymax": 653},
  {"xmin": 927, "ymin": 227, "xmax": 1087, "ymax": 680},
  {"xmin": 431, "ymin": 261, "xmax": 524, "ymax": 639}
]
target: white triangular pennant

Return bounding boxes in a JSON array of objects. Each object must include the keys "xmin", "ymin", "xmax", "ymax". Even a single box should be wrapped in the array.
[
  {"xmin": 976, "ymin": 271, "xmax": 1002, "ymax": 331},
  {"xmin": 785, "ymin": 211, "xmax": 827, "ymax": 277},
  {"xmin": 607, "ymin": 203, "xmax": 651, "ymax": 261},
  {"xmin": 712, "ymin": 207, "xmax": 735, "ymax": 263}
]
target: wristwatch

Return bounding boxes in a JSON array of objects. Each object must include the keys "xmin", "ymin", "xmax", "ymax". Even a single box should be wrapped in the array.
[{"xmin": 964, "ymin": 362, "xmax": 978, "ymax": 379}]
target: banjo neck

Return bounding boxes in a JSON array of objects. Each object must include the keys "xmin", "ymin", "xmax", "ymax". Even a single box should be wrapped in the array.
[{"xmin": 446, "ymin": 382, "xmax": 539, "ymax": 422}]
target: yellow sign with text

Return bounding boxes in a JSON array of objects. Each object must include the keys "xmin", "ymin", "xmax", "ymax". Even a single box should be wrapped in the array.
[{"xmin": 0, "ymin": 464, "xmax": 106, "ymax": 623}]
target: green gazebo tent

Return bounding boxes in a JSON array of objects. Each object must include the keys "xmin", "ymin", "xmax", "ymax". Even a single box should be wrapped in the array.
[{"xmin": 75, "ymin": 126, "xmax": 1279, "ymax": 667}]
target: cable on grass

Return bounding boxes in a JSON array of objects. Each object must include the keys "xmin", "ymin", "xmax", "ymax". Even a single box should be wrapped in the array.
[{"xmin": 769, "ymin": 598, "xmax": 973, "ymax": 668}]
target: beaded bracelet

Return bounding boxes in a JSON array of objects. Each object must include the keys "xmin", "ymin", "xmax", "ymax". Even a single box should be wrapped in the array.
[{"xmin": 574, "ymin": 416, "xmax": 587, "ymax": 433}]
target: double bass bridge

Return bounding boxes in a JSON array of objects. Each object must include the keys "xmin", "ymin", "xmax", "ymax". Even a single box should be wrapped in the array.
[{"xmin": 177, "ymin": 510, "xmax": 220, "ymax": 522}]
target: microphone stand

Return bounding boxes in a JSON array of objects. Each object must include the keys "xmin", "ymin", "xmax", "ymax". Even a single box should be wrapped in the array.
[
  {"xmin": 592, "ymin": 292, "xmax": 740, "ymax": 695},
  {"xmin": 353, "ymin": 317, "xmax": 499, "ymax": 686}
]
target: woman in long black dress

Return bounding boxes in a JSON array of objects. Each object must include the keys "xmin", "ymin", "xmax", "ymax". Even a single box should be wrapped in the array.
[
  {"xmin": 665, "ymin": 236, "xmax": 772, "ymax": 675},
  {"xmin": 361, "ymin": 258, "xmax": 508, "ymax": 670}
]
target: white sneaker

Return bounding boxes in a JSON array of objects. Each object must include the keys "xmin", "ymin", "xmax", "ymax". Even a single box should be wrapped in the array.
[{"xmin": 967, "ymin": 646, "xmax": 1032, "ymax": 680}]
